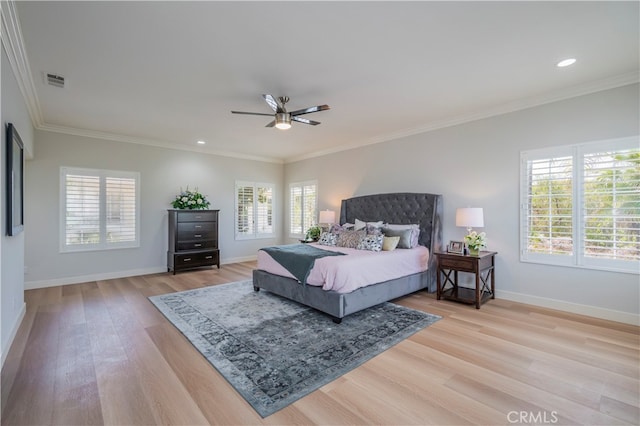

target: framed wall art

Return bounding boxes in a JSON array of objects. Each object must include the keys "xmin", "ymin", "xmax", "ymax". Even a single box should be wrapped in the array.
[{"xmin": 6, "ymin": 123, "xmax": 24, "ymax": 236}]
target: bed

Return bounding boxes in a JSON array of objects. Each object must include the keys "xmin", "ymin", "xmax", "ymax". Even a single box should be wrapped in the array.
[{"xmin": 253, "ymin": 192, "xmax": 443, "ymax": 322}]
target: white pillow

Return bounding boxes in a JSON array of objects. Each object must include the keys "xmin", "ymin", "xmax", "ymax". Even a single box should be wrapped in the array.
[
  {"xmin": 355, "ymin": 218, "xmax": 384, "ymax": 231},
  {"xmin": 382, "ymin": 236, "xmax": 400, "ymax": 251}
]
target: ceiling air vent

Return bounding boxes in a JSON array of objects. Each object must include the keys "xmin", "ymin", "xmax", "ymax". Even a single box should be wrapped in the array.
[{"xmin": 46, "ymin": 73, "xmax": 65, "ymax": 88}]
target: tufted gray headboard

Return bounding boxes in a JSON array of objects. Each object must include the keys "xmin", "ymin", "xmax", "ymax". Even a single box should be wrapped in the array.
[{"xmin": 339, "ymin": 192, "xmax": 443, "ymax": 291}]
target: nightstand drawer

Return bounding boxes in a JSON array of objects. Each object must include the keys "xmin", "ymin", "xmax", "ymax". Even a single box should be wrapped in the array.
[{"xmin": 439, "ymin": 257, "xmax": 475, "ymax": 272}]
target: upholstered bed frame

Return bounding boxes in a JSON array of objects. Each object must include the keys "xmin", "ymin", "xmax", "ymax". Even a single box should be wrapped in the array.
[{"xmin": 252, "ymin": 192, "xmax": 443, "ymax": 322}]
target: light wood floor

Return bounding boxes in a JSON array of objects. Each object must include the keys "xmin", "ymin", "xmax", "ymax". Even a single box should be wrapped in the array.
[{"xmin": 1, "ymin": 261, "xmax": 638, "ymax": 425}]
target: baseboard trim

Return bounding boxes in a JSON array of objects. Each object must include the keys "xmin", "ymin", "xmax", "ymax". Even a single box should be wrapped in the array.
[
  {"xmin": 223, "ymin": 255, "xmax": 258, "ymax": 264},
  {"xmin": 24, "ymin": 266, "xmax": 167, "ymax": 290},
  {"xmin": 496, "ymin": 289, "xmax": 639, "ymax": 326},
  {"xmin": 1, "ymin": 302, "xmax": 26, "ymax": 368},
  {"xmin": 24, "ymin": 256, "xmax": 259, "ymax": 290}
]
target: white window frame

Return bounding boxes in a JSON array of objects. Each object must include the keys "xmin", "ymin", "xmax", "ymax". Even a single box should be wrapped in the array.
[
  {"xmin": 234, "ymin": 181, "xmax": 275, "ymax": 240},
  {"xmin": 520, "ymin": 136, "xmax": 639, "ymax": 274},
  {"xmin": 289, "ymin": 180, "xmax": 318, "ymax": 238},
  {"xmin": 60, "ymin": 167, "xmax": 140, "ymax": 253}
]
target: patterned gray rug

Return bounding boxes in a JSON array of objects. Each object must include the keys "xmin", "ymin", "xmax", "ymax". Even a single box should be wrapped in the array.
[{"xmin": 149, "ymin": 280, "xmax": 440, "ymax": 417}]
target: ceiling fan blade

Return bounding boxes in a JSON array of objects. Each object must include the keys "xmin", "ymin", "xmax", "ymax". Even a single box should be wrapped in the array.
[
  {"xmin": 265, "ymin": 120, "xmax": 276, "ymax": 127},
  {"xmin": 231, "ymin": 111, "xmax": 274, "ymax": 116},
  {"xmin": 290, "ymin": 104, "xmax": 330, "ymax": 116},
  {"xmin": 262, "ymin": 94, "xmax": 282, "ymax": 112},
  {"xmin": 292, "ymin": 116, "xmax": 321, "ymax": 126}
]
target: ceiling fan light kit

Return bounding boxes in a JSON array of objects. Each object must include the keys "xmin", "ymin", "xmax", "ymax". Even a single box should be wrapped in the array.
[
  {"xmin": 232, "ymin": 94, "xmax": 330, "ymax": 130},
  {"xmin": 275, "ymin": 113, "xmax": 292, "ymax": 130}
]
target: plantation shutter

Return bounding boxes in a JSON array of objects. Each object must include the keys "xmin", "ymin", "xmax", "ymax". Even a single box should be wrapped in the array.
[
  {"xmin": 521, "ymin": 137, "xmax": 639, "ymax": 274},
  {"xmin": 235, "ymin": 181, "xmax": 275, "ymax": 239},
  {"xmin": 582, "ymin": 148, "xmax": 640, "ymax": 262},
  {"xmin": 289, "ymin": 185, "xmax": 303, "ymax": 235},
  {"xmin": 289, "ymin": 181, "xmax": 317, "ymax": 237},
  {"xmin": 65, "ymin": 173, "xmax": 100, "ymax": 246},
  {"xmin": 302, "ymin": 183, "xmax": 317, "ymax": 233},
  {"xmin": 106, "ymin": 176, "xmax": 137, "ymax": 243},
  {"xmin": 255, "ymin": 185, "xmax": 273, "ymax": 237},
  {"xmin": 523, "ymin": 155, "xmax": 574, "ymax": 257},
  {"xmin": 61, "ymin": 167, "xmax": 139, "ymax": 252},
  {"xmin": 236, "ymin": 183, "xmax": 255, "ymax": 238}
]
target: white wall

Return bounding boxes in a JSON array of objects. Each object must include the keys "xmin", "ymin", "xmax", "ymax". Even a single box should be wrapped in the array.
[
  {"xmin": 24, "ymin": 131, "xmax": 283, "ymax": 287},
  {"xmin": 285, "ymin": 84, "xmax": 640, "ymax": 324},
  {"xmin": 1, "ymin": 44, "xmax": 34, "ymax": 364}
]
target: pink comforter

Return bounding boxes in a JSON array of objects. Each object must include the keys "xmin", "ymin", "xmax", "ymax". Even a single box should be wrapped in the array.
[{"xmin": 257, "ymin": 243, "xmax": 429, "ymax": 294}]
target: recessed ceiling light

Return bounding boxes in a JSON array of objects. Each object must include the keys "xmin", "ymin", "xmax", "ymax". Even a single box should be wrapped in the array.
[
  {"xmin": 197, "ymin": 140, "xmax": 206, "ymax": 145},
  {"xmin": 557, "ymin": 58, "xmax": 576, "ymax": 68}
]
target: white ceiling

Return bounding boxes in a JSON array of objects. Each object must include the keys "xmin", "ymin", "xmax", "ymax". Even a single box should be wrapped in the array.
[{"xmin": 12, "ymin": 1, "xmax": 640, "ymax": 163}]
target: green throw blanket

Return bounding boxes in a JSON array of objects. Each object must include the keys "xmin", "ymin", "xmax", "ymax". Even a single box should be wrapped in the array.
[{"xmin": 261, "ymin": 244, "xmax": 346, "ymax": 285}]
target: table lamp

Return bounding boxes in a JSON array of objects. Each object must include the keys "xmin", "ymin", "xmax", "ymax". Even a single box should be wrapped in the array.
[{"xmin": 319, "ymin": 210, "xmax": 336, "ymax": 231}]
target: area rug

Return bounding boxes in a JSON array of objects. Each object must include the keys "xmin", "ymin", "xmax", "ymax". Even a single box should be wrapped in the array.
[{"xmin": 148, "ymin": 280, "xmax": 440, "ymax": 417}]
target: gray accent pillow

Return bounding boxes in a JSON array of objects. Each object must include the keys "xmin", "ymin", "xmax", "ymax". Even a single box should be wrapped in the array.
[
  {"xmin": 382, "ymin": 228, "xmax": 414, "ymax": 249},
  {"xmin": 383, "ymin": 224, "xmax": 420, "ymax": 248}
]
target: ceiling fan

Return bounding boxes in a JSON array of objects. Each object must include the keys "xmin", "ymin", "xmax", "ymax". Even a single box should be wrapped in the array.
[{"xmin": 231, "ymin": 94, "xmax": 330, "ymax": 130}]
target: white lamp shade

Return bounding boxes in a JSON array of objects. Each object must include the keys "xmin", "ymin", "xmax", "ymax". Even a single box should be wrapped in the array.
[
  {"xmin": 319, "ymin": 210, "xmax": 336, "ymax": 224},
  {"xmin": 456, "ymin": 207, "xmax": 484, "ymax": 228}
]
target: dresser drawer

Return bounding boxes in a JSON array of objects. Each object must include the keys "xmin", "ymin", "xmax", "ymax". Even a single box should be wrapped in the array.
[
  {"xmin": 177, "ymin": 229, "xmax": 216, "ymax": 242},
  {"xmin": 177, "ymin": 221, "xmax": 215, "ymax": 233},
  {"xmin": 439, "ymin": 257, "xmax": 475, "ymax": 272},
  {"xmin": 172, "ymin": 250, "xmax": 219, "ymax": 270},
  {"xmin": 177, "ymin": 211, "xmax": 217, "ymax": 222},
  {"xmin": 177, "ymin": 240, "xmax": 217, "ymax": 251}
]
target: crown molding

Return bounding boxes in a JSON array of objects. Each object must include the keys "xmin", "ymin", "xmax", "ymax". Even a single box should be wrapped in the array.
[
  {"xmin": 37, "ymin": 123, "xmax": 284, "ymax": 164},
  {"xmin": 1, "ymin": 0, "xmax": 43, "ymax": 126},
  {"xmin": 284, "ymin": 72, "xmax": 640, "ymax": 163}
]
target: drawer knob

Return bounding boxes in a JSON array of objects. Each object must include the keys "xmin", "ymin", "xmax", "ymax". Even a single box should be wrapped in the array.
[
  {"xmin": 194, "ymin": 243, "xmax": 202, "ymax": 247},
  {"xmin": 194, "ymin": 234, "xmax": 202, "ymax": 238},
  {"xmin": 183, "ymin": 258, "xmax": 191, "ymax": 262},
  {"xmin": 205, "ymin": 256, "xmax": 213, "ymax": 259}
]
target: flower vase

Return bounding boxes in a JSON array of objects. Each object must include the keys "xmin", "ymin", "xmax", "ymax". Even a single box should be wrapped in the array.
[{"xmin": 468, "ymin": 247, "xmax": 480, "ymax": 256}]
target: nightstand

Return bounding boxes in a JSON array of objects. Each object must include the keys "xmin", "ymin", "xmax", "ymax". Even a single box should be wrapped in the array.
[{"xmin": 435, "ymin": 251, "xmax": 497, "ymax": 309}]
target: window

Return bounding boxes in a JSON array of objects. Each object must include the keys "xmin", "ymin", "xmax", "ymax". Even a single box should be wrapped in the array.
[
  {"xmin": 235, "ymin": 181, "xmax": 274, "ymax": 239},
  {"xmin": 60, "ymin": 167, "xmax": 139, "ymax": 252},
  {"xmin": 520, "ymin": 137, "xmax": 639, "ymax": 274},
  {"xmin": 289, "ymin": 180, "xmax": 317, "ymax": 237}
]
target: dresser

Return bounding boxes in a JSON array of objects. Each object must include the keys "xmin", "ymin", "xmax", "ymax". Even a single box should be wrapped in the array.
[{"xmin": 167, "ymin": 209, "xmax": 220, "ymax": 274}]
